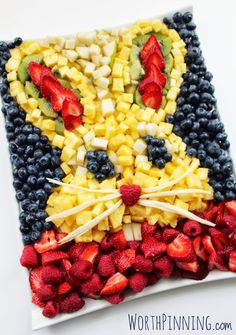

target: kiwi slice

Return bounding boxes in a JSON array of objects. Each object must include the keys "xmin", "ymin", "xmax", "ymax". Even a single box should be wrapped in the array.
[
  {"xmin": 152, "ymin": 32, "xmax": 172, "ymax": 57},
  {"xmin": 25, "ymin": 81, "xmax": 39, "ymax": 99},
  {"xmin": 132, "ymin": 34, "xmax": 150, "ymax": 47},
  {"xmin": 130, "ymin": 44, "xmax": 140, "ymax": 63},
  {"xmin": 71, "ymin": 89, "xmax": 81, "ymax": 100},
  {"xmin": 23, "ymin": 54, "xmax": 43, "ymax": 65},
  {"xmin": 164, "ymin": 54, "xmax": 174, "ymax": 74},
  {"xmin": 130, "ymin": 60, "xmax": 143, "ymax": 81},
  {"xmin": 134, "ymin": 87, "xmax": 145, "ymax": 108},
  {"xmin": 161, "ymin": 96, "xmax": 167, "ymax": 109},
  {"xmin": 17, "ymin": 62, "xmax": 29, "ymax": 83},
  {"xmin": 38, "ymin": 98, "xmax": 57, "ymax": 118},
  {"xmin": 58, "ymin": 79, "xmax": 72, "ymax": 89},
  {"xmin": 55, "ymin": 117, "xmax": 65, "ymax": 135},
  {"xmin": 163, "ymin": 78, "xmax": 171, "ymax": 96}
]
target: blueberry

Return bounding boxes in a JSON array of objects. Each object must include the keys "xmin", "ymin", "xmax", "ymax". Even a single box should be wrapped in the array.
[
  {"xmin": 37, "ymin": 176, "xmax": 46, "ymax": 186},
  {"xmin": 13, "ymin": 117, "xmax": 24, "ymax": 127},
  {"xmin": 33, "ymin": 149, "xmax": 43, "ymax": 159},
  {"xmin": 100, "ymin": 163, "xmax": 111, "ymax": 175},
  {"xmin": 44, "ymin": 183, "xmax": 53, "ymax": 193},
  {"xmin": 16, "ymin": 191, "xmax": 25, "ymax": 201},
  {"xmin": 36, "ymin": 210, "xmax": 47, "ymax": 220},
  {"xmin": 226, "ymin": 181, "xmax": 235, "ymax": 191},
  {"xmin": 0, "ymin": 41, "xmax": 8, "ymax": 51},
  {"xmin": 7, "ymin": 133, "xmax": 15, "ymax": 141},
  {"xmin": 27, "ymin": 157, "xmax": 35, "ymax": 165},
  {"xmin": 198, "ymin": 118, "xmax": 208, "ymax": 127},
  {"xmin": 225, "ymin": 191, "xmax": 235, "ymax": 200},
  {"xmin": 86, "ymin": 151, "xmax": 97, "ymax": 160},
  {"xmin": 186, "ymin": 22, "xmax": 196, "ymax": 31},
  {"xmin": 27, "ymin": 133, "xmax": 40, "ymax": 144},
  {"xmin": 160, "ymin": 146, "xmax": 167, "ymax": 155},
  {"xmin": 22, "ymin": 183, "xmax": 31, "ymax": 194},
  {"xmin": 192, "ymin": 122, "xmax": 200, "ymax": 132},
  {"xmin": 35, "ymin": 142, "xmax": 44, "ymax": 150},
  {"xmin": 155, "ymin": 158, "xmax": 165, "ymax": 169},
  {"xmin": 27, "ymin": 165, "xmax": 37, "ymax": 175},
  {"xmin": 207, "ymin": 142, "xmax": 221, "ymax": 157},
  {"xmin": 13, "ymin": 179, "xmax": 23, "ymax": 190},
  {"xmin": 43, "ymin": 222, "xmax": 53, "ymax": 230},
  {"xmin": 205, "ymin": 156, "xmax": 214, "ymax": 168},
  {"xmin": 164, "ymin": 153, "xmax": 172, "ymax": 162},
  {"xmin": 40, "ymin": 135, "xmax": 48, "ymax": 144},
  {"xmin": 54, "ymin": 168, "xmax": 65, "ymax": 179},
  {"xmin": 18, "ymin": 167, "xmax": 28, "ymax": 180},
  {"xmin": 14, "ymin": 37, "xmax": 23, "ymax": 46},
  {"xmin": 188, "ymin": 47, "xmax": 201, "ymax": 59},
  {"xmin": 187, "ymin": 92, "xmax": 200, "ymax": 105},
  {"xmin": 165, "ymin": 114, "xmax": 175, "ymax": 123},
  {"xmin": 22, "ymin": 235, "xmax": 33, "ymax": 245},
  {"xmin": 188, "ymin": 84, "xmax": 197, "ymax": 93},
  {"xmin": 27, "ymin": 175, "xmax": 37, "ymax": 187},
  {"xmin": 30, "ymin": 231, "xmax": 41, "ymax": 242},
  {"xmin": 214, "ymin": 191, "xmax": 224, "ymax": 202},
  {"xmin": 20, "ymin": 225, "xmax": 31, "ymax": 234},
  {"xmin": 19, "ymin": 211, "xmax": 27, "ymax": 224},
  {"xmin": 183, "ymin": 11, "xmax": 193, "ymax": 23},
  {"xmin": 151, "ymin": 138, "xmax": 164, "ymax": 147},
  {"xmin": 20, "ymin": 199, "xmax": 31, "ymax": 211},
  {"xmin": 221, "ymin": 140, "xmax": 230, "ymax": 150},
  {"xmin": 35, "ymin": 189, "xmax": 46, "ymax": 201},
  {"xmin": 96, "ymin": 151, "xmax": 108, "ymax": 162},
  {"xmin": 176, "ymin": 96, "xmax": 185, "ymax": 106},
  {"xmin": 163, "ymin": 17, "xmax": 172, "ymax": 25},
  {"xmin": 51, "ymin": 156, "xmax": 60, "ymax": 167},
  {"xmin": 108, "ymin": 170, "xmax": 116, "ymax": 178},
  {"xmin": 51, "ymin": 147, "xmax": 61, "ymax": 156},
  {"xmin": 39, "ymin": 156, "xmax": 50, "ymax": 167},
  {"xmin": 198, "ymin": 150, "xmax": 206, "ymax": 161},
  {"xmin": 95, "ymin": 172, "xmax": 106, "ymax": 182},
  {"xmin": 173, "ymin": 12, "xmax": 183, "ymax": 23},
  {"xmin": 189, "ymin": 132, "xmax": 198, "ymax": 140},
  {"xmin": 187, "ymin": 147, "xmax": 197, "ymax": 157},
  {"xmin": 28, "ymin": 191, "xmax": 36, "ymax": 200},
  {"xmin": 149, "ymin": 146, "xmax": 161, "ymax": 158},
  {"xmin": 222, "ymin": 162, "xmax": 233, "ymax": 176},
  {"xmin": 28, "ymin": 203, "xmax": 39, "ymax": 212},
  {"xmin": 87, "ymin": 160, "xmax": 99, "ymax": 173},
  {"xmin": 5, "ymin": 121, "xmax": 14, "ymax": 132},
  {"xmin": 32, "ymin": 221, "xmax": 43, "ymax": 232},
  {"xmin": 13, "ymin": 157, "xmax": 25, "ymax": 168},
  {"xmin": 201, "ymin": 92, "xmax": 216, "ymax": 104},
  {"xmin": 44, "ymin": 169, "xmax": 53, "ymax": 178},
  {"xmin": 175, "ymin": 111, "xmax": 185, "ymax": 121},
  {"xmin": 180, "ymin": 119, "xmax": 193, "ymax": 130},
  {"xmin": 179, "ymin": 29, "xmax": 189, "ymax": 39},
  {"xmin": 15, "ymin": 133, "xmax": 26, "ymax": 145},
  {"xmin": 205, "ymin": 71, "xmax": 213, "ymax": 81}
]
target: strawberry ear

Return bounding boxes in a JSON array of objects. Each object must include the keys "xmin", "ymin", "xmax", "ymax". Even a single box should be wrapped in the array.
[{"xmin": 28, "ymin": 62, "xmax": 53, "ymax": 86}]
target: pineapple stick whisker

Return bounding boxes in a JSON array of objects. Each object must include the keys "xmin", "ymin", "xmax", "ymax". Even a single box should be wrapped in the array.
[{"xmin": 140, "ymin": 189, "xmax": 212, "ymax": 199}]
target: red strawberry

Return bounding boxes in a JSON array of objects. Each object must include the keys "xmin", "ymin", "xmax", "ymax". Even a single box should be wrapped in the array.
[
  {"xmin": 141, "ymin": 35, "xmax": 163, "ymax": 63},
  {"xmin": 141, "ymin": 87, "xmax": 162, "ymax": 110},
  {"xmin": 154, "ymin": 256, "xmax": 173, "ymax": 278},
  {"xmin": 176, "ymin": 260, "xmax": 199, "ymax": 273},
  {"xmin": 60, "ymin": 292, "xmax": 85, "ymax": 313},
  {"xmin": 208, "ymin": 252, "xmax": 227, "ymax": 271},
  {"xmin": 20, "ymin": 245, "xmax": 39, "ymax": 268},
  {"xmin": 40, "ymin": 74, "xmax": 58, "ymax": 99},
  {"xmin": 43, "ymin": 301, "xmax": 60, "ymax": 318},
  {"xmin": 231, "ymin": 232, "xmax": 236, "ymax": 246},
  {"xmin": 58, "ymin": 281, "xmax": 73, "ymax": 295},
  {"xmin": 146, "ymin": 273, "xmax": 159, "ymax": 286},
  {"xmin": 127, "ymin": 241, "xmax": 141, "ymax": 251},
  {"xmin": 141, "ymin": 220, "xmax": 156, "ymax": 239},
  {"xmin": 32, "ymin": 293, "xmax": 46, "ymax": 308},
  {"xmin": 216, "ymin": 202, "xmax": 225, "ymax": 224},
  {"xmin": 180, "ymin": 263, "xmax": 209, "ymax": 280},
  {"xmin": 97, "ymin": 255, "xmax": 116, "ymax": 277},
  {"xmin": 61, "ymin": 259, "xmax": 72, "ymax": 274},
  {"xmin": 229, "ymin": 251, "xmax": 236, "ymax": 272},
  {"xmin": 141, "ymin": 236, "xmax": 166, "ymax": 259},
  {"xmin": 145, "ymin": 63, "xmax": 166, "ymax": 87},
  {"xmin": 69, "ymin": 260, "xmax": 93, "ymax": 281},
  {"xmin": 219, "ymin": 215, "xmax": 236, "ymax": 235},
  {"xmin": 225, "ymin": 201, "xmax": 236, "ymax": 217},
  {"xmin": 202, "ymin": 235, "xmax": 215, "ymax": 254},
  {"xmin": 119, "ymin": 184, "xmax": 141, "ymax": 206},
  {"xmin": 110, "ymin": 231, "xmax": 127, "ymax": 250},
  {"xmin": 166, "ymin": 233, "xmax": 195, "ymax": 262},
  {"xmin": 100, "ymin": 235, "xmax": 112, "ymax": 252},
  {"xmin": 183, "ymin": 220, "xmax": 202, "ymax": 237},
  {"xmin": 68, "ymin": 243, "xmax": 86, "ymax": 261},
  {"xmin": 79, "ymin": 242, "xmax": 99, "ymax": 263},
  {"xmin": 162, "ymin": 228, "xmax": 179, "ymax": 244},
  {"xmin": 28, "ymin": 62, "xmax": 52, "ymax": 86},
  {"xmin": 29, "ymin": 267, "xmax": 44, "ymax": 292},
  {"xmin": 62, "ymin": 98, "xmax": 83, "ymax": 130},
  {"xmin": 43, "ymin": 76, "xmax": 78, "ymax": 112},
  {"xmin": 41, "ymin": 265, "xmax": 63, "ymax": 284},
  {"xmin": 129, "ymin": 273, "xmax": 148, "ymax": 293},
  {"xmin": 193, "ymin": 236, "xmax": 207, "ymax": 261},
  {"xmin": 205, "ymin": 205, "xmax": 218, "ymax": 221},
  {"xmin": 153, "ymin": 230, "xmax": 162, "ymax": 241},
  {"xmin": 100, "ymin": 272, "xmax": 129, "ymax": 295},
  {"xmin": 143, "ymin": 52, "xmax": 165, "ymax": 70},
  {"xmin": 80, "ymin": 273, "xmax": 103, "ymax": 295},
  {"xmin": 134, "ymin": 254, "xmax": 153, "ymax": 273},
  {"xmin": 208, "ymin": 228, "xmax": 231, "ymax": 252},
  {"xmin": 139, "ymin": 78, "xmax": 161, "ymax": 94},
  {"xmin": 36, "ymin": 284, "xmax": 56, "ymax": 302},
  {"xmin": 56, "ymin": 232, "xmax": 68, "ymax": 242},
  {"xmin": 42, "ymin": 250, "xmax": 68, "ymax": 266},
  {"xmin": 104, "ymin": 292, "xmax": 125, "ymax": 304},
  {"xmin": 34, "ymin": 230, "xmax": 58, "ymax": 254},
  {"xmin": 113, "ymin": 249, "xmax": 135, "ymax": 273}
]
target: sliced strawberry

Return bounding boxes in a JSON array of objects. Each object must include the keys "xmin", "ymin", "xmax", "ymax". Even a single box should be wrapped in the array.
[
  {"xmin": 34, "ymin": 230, "xmax": 58, "ymax": 254},
  {"xmin": 225, "ymin": 201, "xmax": 236, "ymax": 217},
  {"xmin": 208, "ymin": 252, "xmax": 227, "ymax": 271},
  {"xmin": 58, "ymin": 281, "xmax": 73, "ymax": 295},
  {"xmin": 162, "ymin": 228, "xmax": 180, "ymax": 244},
  {"xmin": 141, "ymin": 236, "xmax": 166, "ymax": 259},
  {"xmin": 166, "ymin": 233, "xmax": 195, "ymax": 262},
  {"xmin": 208, "ymin": 228, "xmax": 231, "ymax": 252},
  {"xmin": 216, "ymin": 202, "xmax": 225, "ymax": 224},
  {"xmin": 29, "ymin": 267, "xmax": 44, "ymax": 293},
  {"xmin": 141, "ymin": 35, "xmax": 163, "ymax": 63},
  {"xmin": 79, "ymin": 242, "xmax": 99, "ymax": 263},
  {"xmin": 229, "ymin": 250, "xmax": 236, "ymax": 272},
  {"xmin": 139, "ymin": 78, "xmax": 161, "ymax": 94},
  {"xmin": 40, "ymin": 74, "xmax": 58, "ymax": 99},
  {"xmin": 205, "ymin": 205, "xmax": 218, "ymax": 222},
  {"xmin": 113, "ymin": 249, "xmax": 135, "ymax": 273},
  {"xmin": 176, "ymin": 260, "xmax": 199, "ymax": 273},
  {"xmin": 143, "ymin": 51, "xmax": 165, "ymax": 70},
  {"xmin": 141, "ymin": 219, "xmax": 156, "ymax": 239},
  {"xmin": 56, "ymin": 232, "xmax": 68, "ymax": 242},
  {"xmin": 62, "ymin": 98, "xmax": 83, "ymax": 130},
  {"xmin": 110, "ymin": 231, "xmax": 127, "ymax": 250},
  {"xmin": 100, "ymin": 272, "xmax": 129, "ymax": 295},
  {"xmin": 28, "ymin": 62, "xmax": 53, "ymax": 86},
  {"xmin": 32, "ymin": 293, "xmax": 46, "ymax": 308},
  {"xmin": 202, "ymin": 235, "xmax": 215, "ymax": 254},
  {"xmin": 61, "ymin": 259, "xmax": 72, "ymax": 273},
  {"xmin": 193, "ymin": 236, "xmax": 207, "ymax": 261},
  {"xmin": 145, "ymin": 63, "xmax": 166, "ymax": 87},
  {"xmin": 180, "ymin": 263, "xmax": 209, "ymax": 281},
  {"xmin": 42, "ymin": 250, "xmax": 68, "ymax": 266},
  {"xmin": 68, "ymin": 243, "xmax": 86, "ymax": 261},
  {"xmin": 141, "ymin": 88, "xmax": 162, "ymax": 110}
]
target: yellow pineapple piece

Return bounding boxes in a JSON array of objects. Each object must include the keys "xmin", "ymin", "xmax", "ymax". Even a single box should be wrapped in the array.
[
  {"xmin": 76, "ymin": 210, "xmax": 92, "ymax": 226},
  {"xmin": 109, "ymin": 203, "xmax": 125, "ymax": 228}
]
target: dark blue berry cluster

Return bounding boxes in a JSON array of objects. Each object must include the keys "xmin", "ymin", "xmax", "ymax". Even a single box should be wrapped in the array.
[
  {"xmin": 164, "ymin": 12, "xmax": 236, "ymax": 202},
  {"xmin": 86, "ymin": 150, "xmax": 116, "ymax": 182},
  {"xmin": 144, "ymin": 136, "xmax": 172, "ymax": 169},
  {"xmin": 0, "ymin": 38, "xmax": 65, "ymax": 244}
]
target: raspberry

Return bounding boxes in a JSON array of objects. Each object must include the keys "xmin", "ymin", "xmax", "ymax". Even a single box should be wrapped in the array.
[
  {"xmin": 41, "ymin": 265, "xmax": 63, "ymax": 284},
  {"xmin": 104, "ymin": 292, "xmax": 125, "ymax": 305},
  {"xmin": 69, "ymin": 260, "xmax": 93, "ymax": 281},
  {"xmin": 180, "ymin": 263, "xmax": 209, "ymax": 280},
  {"xmin": 60, "ymin": 292, "xmax": 85, "ymax": 313},
  {"xmin": 97, "ymin": 255, "xmax": 116, "ymax": 277},
  {"xmin": 183, "ymin": 220, "xmax": 202, "ymax": 237},
  {"xmin": 36, "ymin": 284, "xmax": 56, "ymax": 302},
  {"xmin": 153, "ymin": 231, "xmax": 162, "ymax": 241},
  {"xmin": 42, "ymin": 301, "xmax": 60, "ymax": 318},
  {"xmin": 68, "ymin": 243, "xmax": 85, "ymax": 262},
  {"xmin": 81, "ymin": 273, "xmax": 103, "ymax": 295},
  {"xmin": 208, "ymin": 252, "xmax": 227, "ymax": 271},
  {"xmin": 20, "ymin": 245, "xmax": 39, "ymax": 269},
  {"xmin": 109, "ymin": 231, "xmax": 127, "ymax": 250},
  {"xmin": 141, "ymin": 237, "xmax": 166, "ymax": 258},
  {"xmin": 119, "ymin": 184, "xmax": 141, "ymax": 206},
  {"xmin": 129, "ymin": 273, "xmax": 148, "ymax": 293},
  {"xmin": 141, "ymin": 220, "xmax": 156, "ymax": 239},
  {"xmin": 113, "ymin": 249, "xmax": 135, "ymax": 273},
  {"xmin": 134, "ymin": 255, "xmax": 153, "ymax": 273},
  {"xmin": 162, "ymin": 228, "xmax": 179, "ymax": 243},
  {"xmin": 127, "ymin": 241, "xmax": 140, "ymax": 251},
  {"xmin": 154, "ymin": 256, "xmax": 173, "ymax": 278},
  {"xmin": 231, "ymin": 232, "xmax": 236, "ymax": 246},
  {"xmin": 100, "ymin": 235, "xmax": 112, "ymax": 252},
  {"xmin": 147, "ymin": 273, "xmax": 159, "ymax": 286}
]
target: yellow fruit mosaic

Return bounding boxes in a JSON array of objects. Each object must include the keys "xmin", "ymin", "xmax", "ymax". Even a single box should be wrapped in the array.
[{"xmin": 5, "ymin": 18, "xmax": 213, "ymax": 242}]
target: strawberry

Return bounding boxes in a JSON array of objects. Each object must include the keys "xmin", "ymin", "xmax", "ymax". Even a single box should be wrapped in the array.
[
  {"xmin": 42, "ymin": 76, "xmax": 78, "ymax": 112},
  {"xmin": 79, "ymin": 242, "xmax": 99, "ymax": 263},
  {"xmin": 145, "ymin": 63, "xmax": 166, "ymax": 87},
  {"xmin": 193, "ymin": 236, "xmax": 207, "ymax": 261},
  {"xmin": 28, "ymin": 62, "xmax": 53, "ymax": 86},
  {"xmin": 166, "ymin": 233, "xmax": 195, "ymax": 262},
  {"xmin": 146, "ymin": 273, "xmax": 159, "ymax": 286},
  {"xmin": 40, "ymin": 74, "xmax": 58, "ymax": 99},
  {"xmin": 141, "ymin": 87, "xmax": 163, "ymax": 110},
  {"xmin": 154, "ymin": 256, "xmax": 173, "ymax": 278},
  {"xmin": 183, "ymin": 220, "xmax": 202, "ymax": 237},
  {"xmin": 205, "ymin": 205, "xmax": 218, "ymax": 222},
  {"xmin": 58, "ymin": 281, "xmax": 73, "ymax": 295},
  {"xmin": 34, "ymin": 230, "xmax": 58, "ymax": 254},
  {"xmin": 134, "ymin": 254, "xmax": 153, "ymax": 273},
  {"xmin": 219, "ymin": 215, "xmax": 236, "ymax": 235},
  {"xmin": 139, "ymin": 79, "xmax": 161, "ymax": 94},
  {"xmin": 162, "ymin": 228, "xmax": 179, "ymax": 244},
  {"xmin": 216, "ymin": 202, "xmax": 225, "ymax": 224},
  {"xmin": 61, "ymin": 259, "xmax": 72, "ymax": 273},
  {"xmin": 141, "ymin": 236, "xmax": 166, "ymax": 259},
  {"xmin": 119, "ymin": 184, "xmax": 141, "ymax": 206},
  {"xmin": 202, "ymin": 235, "xmax": 215, "ymax": 254},
  {"xmin": 208, "ymin": 228, "xmax": 231, "ymax": 252},
  {"xmin": 20, "ymin": 245, "xmax": 39, "ymax": 268},
  {"xmin": 56, "ymin": 232, "xmax": 68, "ymax": 242},
  {"xmin": 113, "ymin": 249, "xmax": 135, "ymax": 273},
  {"xmin": 62, "ymin": 98, "xmax": 83, "ymax": 130},
  {"xmin": 32, "ymin": 293, "xmax": 46, "ymax": 308},
  {"xmin": 80, "ymin": 273, "xmax": 103, "ymax": 295},
  {"xmin": 104, "ymin": 292, "xmax": 125, "ymax": 305},
  {"xmin": 100, "ymin": 272, "xmax": 129, "ymax": 295},
  {"xmin": 229, "ymin": 250, "xmax": 236, "ymax": 272},
  {"xmin": 127, "ymin": 241, "xmax": 141, "ymax": 251},
  {"xmin": 97, "ymin": 255, "xmax": 116, "ymax": 277},
  {"xmin": 29, "ymin": 267, "xmax": 44, "ymax": 292},
  {"xmin": 42, "ymin": 250, "xmax": 68, "ymax": 266},
  {"xmin": 141, "ymin": 219, "xmax": 156, "ymax": 239},
  {"xmin": 208, "ymin": 252, "xmax": 227, "ymax": 271},
  {"xmin": 176, "ymin": 260, "xmax": 199, "ymax": 273},
  {"xmin": 141, "ymin": 35, "xmax": 163, "ymax": 63},
  {"xmin": 231, "ymin": 232, "xmax": 236, "ymax": 246},
  {"xmin": 143, "ymin": 52, "xmax": 165, "ymax": 71},
  {"xmin": 36, "ymin": 284, "xmax": 56, "ymax": 302},
  {"xmin": 225, "ymin": 200, "xmax": 236, "ymax": 217},
  {"xmin": 180, "ymin": 264, "xmax": 209, "ymax": 281},
  {"xmin": 100, "ymin": 235, "xmax": 112, "ymax": 252},
  {"xmin": 68, "ymin": 243, "xmax": 86, "ymax": 261},
  {"xmin": 109, "ymin": 230, "xmax": 127, "ymax": 250}
]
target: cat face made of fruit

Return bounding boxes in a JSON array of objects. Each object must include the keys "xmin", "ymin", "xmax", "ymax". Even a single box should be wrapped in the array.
[{"xmin": 7, "ymin": 19, "xmax": 214, "ymax": 244}]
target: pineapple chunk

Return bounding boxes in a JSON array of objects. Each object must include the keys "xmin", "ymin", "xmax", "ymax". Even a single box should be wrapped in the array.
[{"xmin": 109, "ymin": 203, "xmax": 125, "ymax": 228}]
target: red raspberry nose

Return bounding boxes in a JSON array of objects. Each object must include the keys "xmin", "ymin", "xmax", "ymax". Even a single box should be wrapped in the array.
[{"xmin": 119, "ymin": 184, "xmax": 142, "ymax": 206}]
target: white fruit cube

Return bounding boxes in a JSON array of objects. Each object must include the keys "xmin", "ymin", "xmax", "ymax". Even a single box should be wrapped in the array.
[
  {"xmin": 108, "ymin": 152, "xmax": 118, "ymax": 165},
  {"xmin": 133, "ymin": 139, "xmax": 147, "ymax": 155},
  {"xmin": 77, "ymin": 31, "xmax": 96, "ymax": 45},
  {"xmin": 77, "ymin": 145, "xmax": 86, "ymax": 165},
  {"xmin": 83, "ymin": 129, "xmax": 95, "ymax": 144},
  {"xmin": 65, "ymin": 39, "xmax": 76, "ymax": 49},
  {"xmin": 91, "ymin": 55, "xmax": 101, "ymax": 65},
  {"xmin": 76, "ymin": 166, "xmax": 88, "ymax": 175},
  {"xmin": 95, "ymin": 77, "xmax": 109, "ymax": 89},
  {"xmin": 100, "ymin": 56, "xmax": 110, "ymax": 65},
  {"xmin": 137, "ymin": 122, "xmax": 147, "ymax": 137},
  {"xmin": 146, "ymin": 123, "xmax": 158, "ymax": 136},
  {"xmin": 84, "ymin": 62, "xmax": 96, "ymax": 75},
  {"xmin": 123, "ymin": 224, "xmax": 134, "ymax": 241},
  {"xmin": 64, "ymin": 50, "xmax": 78, "ymax": 62},
  {"xmin": 76, "ymin": 46, "xmax": 90, "ymax": 59},
  {"xmin": 93, "ymin": 65, "xmax": 111, "ymax": 79},
  {"xmin": 131, "ymin": 223, "xmax": 142, "ymax": 241},
  {"xmin": 91, "ymin": 137, "xmax": 108, "ymax": 150},
  {"xmin": 101, "ymin": 98, "xmax": 115, "ymax": 116},
  {"xmin": 90, "ymin": 44, "xmax": 101, "ymax": 55},
  {"xmin": 135, "ymin": 155, "xmax": 148, "ymax": 166},
  {"xmin": 103, "ymin": 41, "xmax": 116, "ymax": 57},
  {"xmin": 115, "ymin": 165, "xmax": 123, "ymax": 173},
  {"xmin": 97, "ymin": 88, "xmax": 108, "ymax": 100}
]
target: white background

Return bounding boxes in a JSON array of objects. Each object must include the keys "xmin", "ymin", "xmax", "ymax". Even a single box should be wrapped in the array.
[{"xmin": 0, "ymin": 0, "xmax": 236, "ymax": 334}]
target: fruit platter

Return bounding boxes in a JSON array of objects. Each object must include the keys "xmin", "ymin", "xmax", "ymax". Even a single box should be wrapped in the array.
[{"xmin": 1, "ymin": 6, "xmax": 236, "ymax": 330}]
